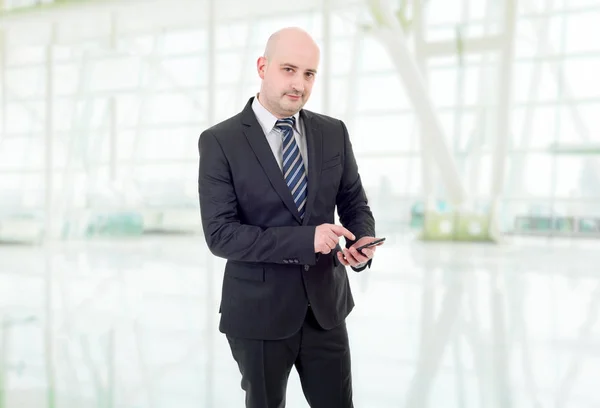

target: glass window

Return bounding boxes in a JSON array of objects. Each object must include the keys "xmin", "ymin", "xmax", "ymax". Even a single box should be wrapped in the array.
[
  {"xmin": 331, "ymin": 11, "xmax": 361, "ymax": 37},
  {"xmin": 569, "ymin": 103, "xmax": 600, "ymax": 142},
  {"xmin": 137, "ymin": 128, "xmax": 187, "ymax": 161},
  {"xmin": 566, "ymin": 11, "xmax": 600, "ymax": 53},
  {"xmin": 428, "ymin": 67, "xmax": 458, "ymax": 108},
  {"xmin": 89, "ymin": 57, "xmax": 141, "ymax": 92},
  {"xmin": 455, "ymin": 112, "xmax": 478, "ymax": 152},
  {"xmin": 511, "ymin": 106, "xmax": 559, "ymax": 149},
  {"xmin": 359, "ymin": 37, "xmax": 396, "ymax": 74},
  {"xmin": 515, "ymin": 16, "xmax": 564, "ymax": 59},
  {"xmin": 506, "ymin": 153, "xmax": 554, "ymax": 197},
  {"xmin": 425, "ymin": 0, "xmax": 464, "ymax": 26},
  {"xmin": 554, "ymin": 156, "xmax": 585, "ymax": 197},
  {"xmin": 460, "ymin": 152, "xmax": 493, "ymax": 195},
  {"xmin": 355, "ymin": 73, "xmax": 411, "ymax": 112},
  {"xmin": 513, "ymin": 61, "xmax": 559, "ymax": 103},
  {"xmin": 350, "ymin": 113, "xmax": 418, "ymax": 154},
  {"xmin": 6, "ymin": 67, "xmax": 45, "ymax": 99},
  {"xmin": 162, "ymin": 29, "xmax": 207, "ymax": 55},
  {"xmin": 558, "ymin": 104, "xmax": 583, "ymax": 143},
  {"xmin": 116, "ymin": 34, "xmax": 156, "ymax": 57},
  {"xmin": 215, "ymin": 51, "xmax": 247, "ymax": 86},
  {"xmin": 155, "ymin": 56, "xmax": 208, "ymax": 89},
  {"xmin": 6, "ymin": 102, "xmax": 45, "ymax": 134},
  {"xmin": 216, "ymin": 21, "xmax": 252, "ymax": 49},
  {"xmin": 145, "ymin": 93, "xmax": 203, "ymax": 125},
  {"xmin": 462, "ymin": 65, "xmax": 483, "ymax": 106},
  {"xmin": 329, "ymin": 37, "xmax": 358, "ymax": 77},
  {"xmin": 5, "ymin": 45, "xmax": 45, "ymax": 66},
  {"xmin": 563, "ymin": 57, "xmax": 600, "ymax": 99},
  {"xmin": 0, "ymin": 138, "xmax": 37, "ymax": 169},
  {"xmin": 54, "ymin": 63, "xmax": 80, "ymax": 96},
  {"xmin": 356, "ymin": 157, "xmax": 422, "ymax": 196},
  {"xmin": 426, "ymin": 26, "xmax": 458, "ymax": 42}
]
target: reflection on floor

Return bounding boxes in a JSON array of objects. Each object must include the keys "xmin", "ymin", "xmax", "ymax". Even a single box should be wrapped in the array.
[{"xmin": 0, "ymin": 235, "xmax": 599, "ymax": 408}]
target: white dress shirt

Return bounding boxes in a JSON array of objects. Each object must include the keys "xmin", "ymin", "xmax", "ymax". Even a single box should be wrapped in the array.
[{"xmin": 251, "ymin": 95, "xmax": 308, "ymax": 174}]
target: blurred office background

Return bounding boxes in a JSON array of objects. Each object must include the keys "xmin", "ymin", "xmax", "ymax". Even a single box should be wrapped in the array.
[{"xmin": 1, "ymin": 0, "xmax": 600, "ymax": 406}]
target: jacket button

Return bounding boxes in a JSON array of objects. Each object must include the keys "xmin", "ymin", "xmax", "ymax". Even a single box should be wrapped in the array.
[
  {"xmin": 283, "ymin": 260, "xmax": 288, "ymax": 264},
  {"xmin": 304, "ymin": 265, "xmax": 309, "ymax": 271}
]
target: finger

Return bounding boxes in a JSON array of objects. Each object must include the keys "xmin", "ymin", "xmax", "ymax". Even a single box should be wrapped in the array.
[
  {"xmin": 321, "ymin": 245, "xmax": 331, "ymax": 254},
  {"xmin": 327, "ymin": 230, "xmax": 340, "ymax": 243},
  {"xmin": 361, "ymin": 248, "xmax": 375, "ymax": 258},
  {"xmin": 326, "ymin": 233, "xmax": 339, "ymax": 250},
  {"xmin": 346, "ymin": 250, "xmax": 366, "ymax": 268},
  {"xmin": 326, "ymin": 236, "xmax": 337, "ymax": 250},
  {"xmin": 343, "ymin": 249, "xmax": 360, "ymax": 266},
  {"xmin": 330, "ymin": 225, "xmax": 355, "ymax": 241},
  {"xmin": 337, "ymin": 251, "xmax": 349, "ymax": 266},
  {"xmin": 349, "ymin": 246, "xmax": 369, "ymax": 263}
]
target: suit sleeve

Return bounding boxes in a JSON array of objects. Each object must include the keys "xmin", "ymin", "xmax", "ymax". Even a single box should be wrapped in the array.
[
  {"xmin": 335, "ymin": 120, "xmax": 376, "ymax": 271},
  {"xmin": 198, "ymin": 130, "xmax": 317, "ymax": 265}
]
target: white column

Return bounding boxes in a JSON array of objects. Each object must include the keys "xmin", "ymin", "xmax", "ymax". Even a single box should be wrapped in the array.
[
  {"xmin": 109, "ymin": 13, "xmax": 118, "ymax": 183},
  {"xmin": 109, "ymin": 98, "xmax": 117, "ymax": 182},
  {"xmin": 489, "ymin": 0, "xmax": 517, "ymax": 227},
  {"xmin": 469, "ymin": 0, "xmax": 496, "ymax": 199},
  {"xmin": 412, "ymin": 0, "xmax": 436, "ymax": 212},
  {"xmin": 44, "ymin": 24, "xmax": 57, "ymax": 241},
  {"xmin": 0, "ymin": 28, "xmax": 6, "ymax": 142},
  {"xmin": 44, "ymin": 26, "xmax": 58, "ymax": 407},
  {"xmin": 367, "ymin": 0, "xmax": 467, "ymax": 206}
]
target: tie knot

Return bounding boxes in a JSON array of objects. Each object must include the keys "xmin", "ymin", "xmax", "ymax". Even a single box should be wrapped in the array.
[{"xmin": 275, "ymin": 117, "xmax": 296, "ymax": 132}]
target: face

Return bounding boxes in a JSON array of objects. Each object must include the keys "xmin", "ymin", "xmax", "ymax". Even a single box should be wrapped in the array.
[{"xmin": 257, "ymin": 36, "xmax": 319, "ymax": 118}]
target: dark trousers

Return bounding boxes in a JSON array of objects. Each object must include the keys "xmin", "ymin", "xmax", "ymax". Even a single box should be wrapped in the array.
[{"xmin": 226, "ymin": 307, "xmax": 354, "ymax": 408}]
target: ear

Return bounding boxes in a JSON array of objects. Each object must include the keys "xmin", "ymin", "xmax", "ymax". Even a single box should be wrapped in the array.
[{"xmin": 257, "ymin": 56, "xmax": 267, "ymax": 79}]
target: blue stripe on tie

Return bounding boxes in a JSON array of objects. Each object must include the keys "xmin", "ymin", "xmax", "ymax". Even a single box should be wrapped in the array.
[
  {"xmin": 286, "ymin": 158, "xmax": 303, "ymax": 184},
  {"xmin": 276, "ymin": 117, "xmax": 308, "ymax": 219},
  {"xmin": 293, "ymin": 179, "xmax": 307, "ymax": 202},
  {"xmin": 285, "ymin": 152, "xmax": 301, "ymax": 176}
]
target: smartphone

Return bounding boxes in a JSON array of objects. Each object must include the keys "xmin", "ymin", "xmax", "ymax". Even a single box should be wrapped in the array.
[{"xmin": 356, "ymin": 237, "xmax": 386, "ymax": 254}]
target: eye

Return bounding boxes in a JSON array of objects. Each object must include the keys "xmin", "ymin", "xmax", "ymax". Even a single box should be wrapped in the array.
[
  {"xmin": 283, "ymin": 67, "xmax": 294, "ymax": 72},
  {"xmin": 305, "ymin": 72, "xmax": 315, "ymax": 78}
]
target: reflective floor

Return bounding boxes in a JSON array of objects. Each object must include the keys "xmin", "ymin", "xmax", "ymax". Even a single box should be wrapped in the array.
[{"xmin": 1, "ymin": 234, "xmax": 599, "ymax": 407}]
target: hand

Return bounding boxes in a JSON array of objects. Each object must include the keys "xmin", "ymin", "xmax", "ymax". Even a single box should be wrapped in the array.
[
  {"xmin": 314, "ymin": 224, "xmax": 355, "ymax": 254},
  {"xmin": 337, "ymin": 236, "xmax": 382, "ymax": 268}
]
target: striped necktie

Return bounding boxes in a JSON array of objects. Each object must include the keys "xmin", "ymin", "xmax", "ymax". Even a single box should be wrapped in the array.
[{"xmin": 276, "ymin": 117, "xmax": 308, "ymax": 219}]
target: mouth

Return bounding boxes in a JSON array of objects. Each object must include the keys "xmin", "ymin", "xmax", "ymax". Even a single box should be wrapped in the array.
[{"xmin": 286, "ymin": 94, "xmax": 301, "ymax": 100}]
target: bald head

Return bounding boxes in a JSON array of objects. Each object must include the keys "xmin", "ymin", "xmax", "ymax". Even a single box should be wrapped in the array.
[
  {"xmin": 256, "ymin": 27, "xmax": 320, "ymax": 118},
  {"xmin": 263, "ymin": 27, "xmax": 320, "ymax": 60}
]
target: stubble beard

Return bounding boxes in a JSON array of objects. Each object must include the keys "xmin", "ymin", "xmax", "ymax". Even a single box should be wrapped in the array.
[{"xmin": 279, "ymin": 93, "xmax": 305, "ymax": 116}]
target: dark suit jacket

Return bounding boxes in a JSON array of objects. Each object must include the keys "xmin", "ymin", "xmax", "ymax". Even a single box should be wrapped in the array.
[{"xmin": 198, "ymin": 97, "xmax": 375, "ymax": 340}]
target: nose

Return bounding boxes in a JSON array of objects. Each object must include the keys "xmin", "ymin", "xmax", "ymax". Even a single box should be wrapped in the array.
[{"xmin": 291, "ymin": 78, "xmax": 304, "ymax": 94}]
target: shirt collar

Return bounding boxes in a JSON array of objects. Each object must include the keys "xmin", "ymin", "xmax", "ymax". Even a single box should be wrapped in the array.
[{"xmin": 252, "ymin": 94, "xmax": 301, "ymax": 135}]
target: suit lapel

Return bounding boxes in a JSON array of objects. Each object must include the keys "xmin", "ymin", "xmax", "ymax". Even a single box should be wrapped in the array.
[
  {"xmin": 241, "ymin": 98, "xmax": 302, "ymax": 224},
  {"xmin": 301, "ymin": 110, "xmax": 322, "ymax": 225}
]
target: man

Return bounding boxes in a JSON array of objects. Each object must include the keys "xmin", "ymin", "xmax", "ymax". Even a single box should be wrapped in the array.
[{"xmin": 198, "ymin": 27, "xmax": 381, "ymax": 408}]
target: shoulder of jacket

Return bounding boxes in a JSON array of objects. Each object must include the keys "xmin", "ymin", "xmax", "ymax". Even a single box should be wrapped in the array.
[
  {"xmin": 303, "ymin": 109, "xmax": 345, "ymax": 128},
  {"xmin": 201, "ymin": 112, "xmax": 244, "ymax": 138}
]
